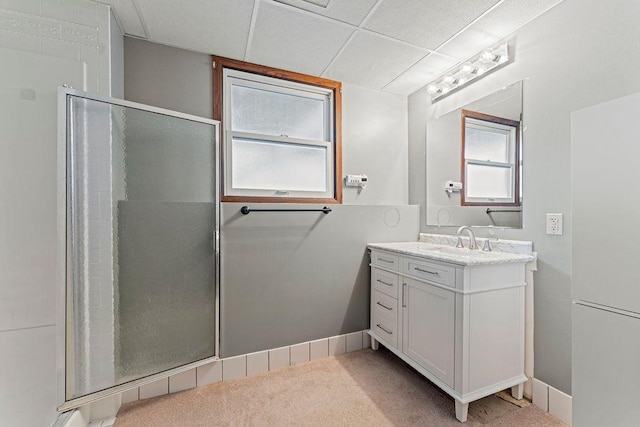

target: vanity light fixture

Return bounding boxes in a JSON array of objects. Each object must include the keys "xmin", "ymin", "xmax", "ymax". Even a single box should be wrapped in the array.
[{"xmin": 427, "ymin": 43, "xmax": 510, "ymax": 102}]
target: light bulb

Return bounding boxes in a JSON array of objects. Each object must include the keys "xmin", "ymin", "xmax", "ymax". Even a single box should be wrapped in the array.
[
  {"xmin": 481, "ymin": 48, "xmax": 497, "ymax": 62},
  {"xmin": 443, "ymin": 73, "xmax": 458, "ymax": 84},
  {"xmin": 461, "ymin": 62, "xmax": 477, "ymax": 74},
  {"xmin": 427, "ymin": 84, "xmax": 441, "ymax": 94}
]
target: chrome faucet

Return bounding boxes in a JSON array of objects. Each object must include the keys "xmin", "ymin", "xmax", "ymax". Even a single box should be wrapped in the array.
[{"xmin": 456, "ymin": 226, "xmax": 478, "ymax": 250}]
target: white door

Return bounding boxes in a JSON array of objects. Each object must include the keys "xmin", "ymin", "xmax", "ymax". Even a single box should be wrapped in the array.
[
  {"xmin": 402, "ymin": 277, "xmax": 455, "ymax": 388},
  {"xmin": 0, "ymin": 47, "xmax": 85, "ymax": 427}
]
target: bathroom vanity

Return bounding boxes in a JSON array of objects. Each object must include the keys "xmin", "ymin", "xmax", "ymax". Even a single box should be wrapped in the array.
[{"xmin": 367, "ymin": 239, "xmax": 534, "ymax": 422}]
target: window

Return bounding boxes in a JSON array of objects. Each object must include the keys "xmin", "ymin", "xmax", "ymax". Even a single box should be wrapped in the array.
[
  {"xmin": 461, "ymin": 110, "xmax": 520, "ymax": 206},
  {"xmin": 213, "ymin": 56, "xmax": 342, "ymax": 203}
]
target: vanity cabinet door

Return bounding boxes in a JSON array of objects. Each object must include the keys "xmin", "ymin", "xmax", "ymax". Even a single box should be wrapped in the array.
[{"xmin": 402, "ymin": 277, "xmax": 455, "ymax": 388}]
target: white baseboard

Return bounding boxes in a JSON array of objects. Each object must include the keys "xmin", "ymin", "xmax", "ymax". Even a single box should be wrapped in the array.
[{"xmin": 532, "ymin": 378, "xmax": 572, "ymax": 425}]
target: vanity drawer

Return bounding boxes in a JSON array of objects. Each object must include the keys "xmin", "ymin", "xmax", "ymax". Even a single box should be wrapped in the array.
[
  {"xmin": 371, "ymin": 290, "xmax": 398, "ymax": 349},
  {"xmin": 372, "ymin": 290, "xmax": 398, "ymax": 322},
  {"xmin": 371, "ymin": 251, "xmax": 399, "ymax": 271},
  {"xmin": 372, "ymin": 267, "xmax": 399, "ymax": 298},
  {"xmin": 402, "ymin": 257, "xmax": 456, "ymax": 288}
]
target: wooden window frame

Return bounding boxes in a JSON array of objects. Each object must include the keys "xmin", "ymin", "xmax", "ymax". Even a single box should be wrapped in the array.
[
  {"xmin": 213, "ymin": 55, "xmax": 342, "ymax": 204},
  {"xmin": 460, "ymin": 109, "xmax": 521, "ymax": 207}
]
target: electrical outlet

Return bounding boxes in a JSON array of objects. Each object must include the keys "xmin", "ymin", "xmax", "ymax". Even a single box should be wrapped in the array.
[{"xmin": 546, "ymin": 213, "xmax": 563, "ymax": 235}]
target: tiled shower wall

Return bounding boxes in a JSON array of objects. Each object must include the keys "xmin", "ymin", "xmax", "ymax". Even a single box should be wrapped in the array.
[
  {"xmin": 0, "ymin": 0, "xmax": 122, "ymax": 425},
  {"xmin": 71, "ymin": 99, "xmax": 118, "ymax": 395},
  {"xmin": 0, "ymin": 0, "xmax": 119, "ymax": 95}
]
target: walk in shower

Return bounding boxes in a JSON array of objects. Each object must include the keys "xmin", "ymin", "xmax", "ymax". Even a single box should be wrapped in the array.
[{"xmin": 58, "ymin": 88, "xmax": 220, "ymax": 409}]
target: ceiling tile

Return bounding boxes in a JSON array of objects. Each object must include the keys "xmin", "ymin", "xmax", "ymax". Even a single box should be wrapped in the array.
[
  {"xmin": 273, "ymin": 0, "xmax": 378, "ymax": 26},
  {"xmin": 134, "ymin": 0, "xmax": 254, "ymax": 59},
  {"xmin": 324, "ymin": 31, "xmax": 427, "ymax": 89},
  {"xmin": 436, "ymin": 27, "xmax": 499, "ymax": 60},
  {"xmin": 247, "ymin": 1, "xmax": 355, "ymax": 76},
  {"xmin": 363, "ymin": 0, "xmax": 500, "ymax": 49},
  {"xmin": 384, "ymin": 53, "xmax": 459, "ymax": 95},
  {"xmin": 100, "ymin": 0, "xmax": 146, "ymax": 37},
  {"xmin": 473, "ymin": 0, "xmax": 564, "ymax": 38}
]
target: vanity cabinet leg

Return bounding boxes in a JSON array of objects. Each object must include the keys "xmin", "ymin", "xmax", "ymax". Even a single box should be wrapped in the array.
[
  {"xmin": 511, "ymin": 383, "xmax": 524, "ymax": 400},
  {"xmin": 370, "ymin": 336, "xmax": 379, "ymax": 350},
  {"xmin": 455, "ymin": 401, "xmax": 468, "ymax": 423}
]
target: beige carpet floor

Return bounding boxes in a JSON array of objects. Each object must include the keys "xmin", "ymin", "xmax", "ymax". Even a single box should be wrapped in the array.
[{"xmin": 115, "ymin": 348, "xmax": 566, "ymax": 426}]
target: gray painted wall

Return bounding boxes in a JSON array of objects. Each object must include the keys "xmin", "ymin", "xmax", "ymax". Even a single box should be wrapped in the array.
[
  {"xmin": 221, "ymin": 204, "xmax": 418, "ymax": 356},
  {"xmin": 123, "ymin": 38, "xmax": 415, "ymax": 358},
  {"xmin": 409, "ymin": 0, "xmax": 640, "ymax": 394},
  {"xmin": 124, "ymin": 37, "xmax": 213, "ymax": 119}
]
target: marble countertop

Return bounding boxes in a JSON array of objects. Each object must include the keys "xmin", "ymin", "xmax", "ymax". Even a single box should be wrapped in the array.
[{"xmin": 368, "ymin": 241, "xmax": 536, "ymax": 266}]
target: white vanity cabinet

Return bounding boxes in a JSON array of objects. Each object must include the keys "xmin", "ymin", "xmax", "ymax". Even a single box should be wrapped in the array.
[
  {"xmin": 403, "ymin": 276, "xmax": 455, "ymax": 388},
  {"xmin": 368, "ymin": 245, "xmax": 530, "ymax": 423}
]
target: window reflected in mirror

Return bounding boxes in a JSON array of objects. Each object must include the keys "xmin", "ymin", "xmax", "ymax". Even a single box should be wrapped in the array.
[
  {"xmin": 461, "ymin": 110, "xmax": 520, "ymax": 206},
  {"xmin": 425, "ymin": 80, "xmax": 523, "ymax": 228}
]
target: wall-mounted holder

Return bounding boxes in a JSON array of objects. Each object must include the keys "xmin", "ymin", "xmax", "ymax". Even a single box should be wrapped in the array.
[
  {"xmin": 445, "ymin": 180, "xmax": 463, "ymax": 194},
  {"xmin": 345, "ymin": 174, "xmax": 368, "ymax": 189}
]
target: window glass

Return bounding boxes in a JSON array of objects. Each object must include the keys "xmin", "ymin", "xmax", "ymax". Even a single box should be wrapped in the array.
[
  {"xmin": 464, "ymin": 123, "xmax": 510, "ymax": 162},
  {"xmin": 231, "ymin": 83, "xmax": 326, "ymax": 141},
  {"xmin": 466, "ymin": 163, "xmax": 512, "ymax": 199},
  {"xmin": 231, "ymin": 137, "xmax": 328, "ymax": 192}
]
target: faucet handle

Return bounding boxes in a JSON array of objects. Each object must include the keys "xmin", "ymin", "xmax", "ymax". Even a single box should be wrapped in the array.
[
  {"xmin": 456, "ymin": 236, "xmax": 464, "ymax": 248},
  {"xmin": 482, "ymin": 239, "xmax": 499, "ymax": 252}
]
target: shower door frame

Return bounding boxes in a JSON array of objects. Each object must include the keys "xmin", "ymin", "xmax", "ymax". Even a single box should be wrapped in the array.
[{"xmin": 56, "ymin": 87, "xmax": 221, "ymax": 412}]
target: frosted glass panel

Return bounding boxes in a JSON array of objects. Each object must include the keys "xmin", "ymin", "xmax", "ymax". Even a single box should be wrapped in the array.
[
  {"xmin": 231, "ymin": 83, "xmax": 326, "ymax": 141},
  {"xmin": 120, "ymin": 107, "xmax": 215, "ymax": 202},
  {"xmin": 465, "ymin": 125, "xmax": 509, "ymax": 162},
  {"xmin": 66, "ymin": 95, "xmax": 218, "ymax": 400},
  {"xmin": 232, "ymin": 137, "xmax": 327, "ymax": 192},
  {"xmin": 466, "ymin": 163, "xmax": 512, "ymax": 199}
]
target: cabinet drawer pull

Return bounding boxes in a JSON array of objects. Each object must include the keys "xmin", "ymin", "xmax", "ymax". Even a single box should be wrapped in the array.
[
  {"xmin": 402, "ymin": 283, "xmax": 407, "ymax": 307},
  {"xmin": 376, "ymin": 324, "xmax": 393, "ymax": 335},
  {"xmin": 376, "ymin": 279, "xmax": 393, "ymax": 287},
  {"xmin": 376, "ymin": 301, "xmax": 393, "ymax": 311},
  {"xmin": 415, "ymin": 267, "xmax": 439, "ymax": 276},
  {"xmin": 378, "ymin": 257, "xmax": 395, "ymax": 264}
]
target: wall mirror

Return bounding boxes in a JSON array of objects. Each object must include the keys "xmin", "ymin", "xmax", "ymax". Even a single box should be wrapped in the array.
[{"xmin": 426, "ymin": 80, "xmax": 523, "ymax": 228}]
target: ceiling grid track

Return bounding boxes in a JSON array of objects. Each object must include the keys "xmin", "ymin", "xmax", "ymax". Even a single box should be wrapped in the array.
[
  {"xmin": 244, "ymin": 0, "xmax": 262, "ymax": 60},
  {"xmin": 381, "ymin": 0, "xmax": 506, "ymax": 92},
  {"xmin": 319, "ymin": 0, "xmax": 383, "ymax": 77},
  {"xmin": 110, "ymin": 0, "xmax": 566, "ymax": 95},
  {"xmin": 432, "ymin": 0, "xmax": 505, "ymax": 54},
  {"xmin": 131, "ymin": 0, "xmax": 150, "ymax": 39}
]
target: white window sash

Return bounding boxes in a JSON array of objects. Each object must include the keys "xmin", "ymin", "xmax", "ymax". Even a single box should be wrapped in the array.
[
  {"xmin": 222, "ymin": 69, "xmax": 336, "ymax": 199},
  {"xmin": 224, "ymin": 130, "xmax": 334, "ymax": 199},
  {"xmin": 465, "ymin": 119, "xmax": 516, "ymax": 163},
  {"xmin": 464, "ymin": 160, "xmax": 515, "ymax": 203},
  {"xmin": 224, "ymin": 69, "xmax": 334, "ymax": 143}
]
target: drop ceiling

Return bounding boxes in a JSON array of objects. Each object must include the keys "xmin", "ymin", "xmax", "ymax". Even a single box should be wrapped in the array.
[{"xmin": 100, "ymin": 0, "xmax": 564, "ymax": 96}]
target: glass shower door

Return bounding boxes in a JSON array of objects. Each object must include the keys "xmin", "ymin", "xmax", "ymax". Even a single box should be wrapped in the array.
[{"xmin": 62, "ymin": 89, "xmax": 219, "ymax": 405}]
